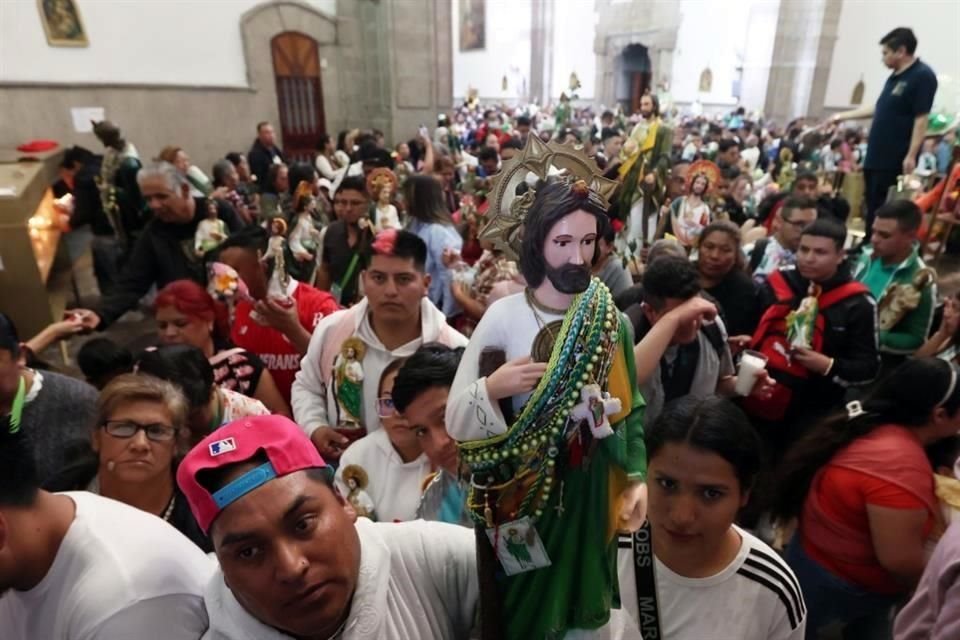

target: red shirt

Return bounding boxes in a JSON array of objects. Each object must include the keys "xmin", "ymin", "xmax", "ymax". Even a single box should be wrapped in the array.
[{"xmin": 231, "ymin": 281, "xmax": 339, "ymax": 403}]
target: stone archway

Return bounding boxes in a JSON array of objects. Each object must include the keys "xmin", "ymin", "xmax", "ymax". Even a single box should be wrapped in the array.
[{"xmin": 239, "ymin": 1, "xmax": 341, "ymax": 152}]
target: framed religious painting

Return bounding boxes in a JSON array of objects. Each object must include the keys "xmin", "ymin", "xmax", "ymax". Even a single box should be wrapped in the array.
[
  {"xmin": 459, "ymin": 0, "xmax": 485, "ymax": 51},
  {"xmin": 37, "ymin": 0, "xmax": 88, "ymax": 47}
]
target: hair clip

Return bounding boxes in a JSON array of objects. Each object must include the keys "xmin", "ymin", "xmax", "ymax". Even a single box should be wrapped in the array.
[{"xmin": 845, "ymin": 400, "xmax": 865, "ymax": 419}]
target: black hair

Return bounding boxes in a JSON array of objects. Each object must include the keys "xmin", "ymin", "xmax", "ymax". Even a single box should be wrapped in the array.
[
  {"xmin": 698, "ymin": 220, "xmax": 745, "ymax": 271},
  {"xmin": 775, "ymin": 358, "xmax": 960, "ymax": 520},
  {"xmin": 642, "ymin": 255, "xmax": 701, "ymax": 310},
  {"xmin": 718, "ymin": 139, "xmax": 740, "ymax": 154},
  {"xmin": 288, "ymin": 162, "xmax": 317, "ymax": 196},
  {"xmin": 225, "ymin": 152, "xmax": 244, "ymax": 168},
  {"xmin": 646, "ymin": 395, "xmax": 763, "ymax": 491},
  {"xmin": 134, "ymin": 345, "xmax": 214, "ymax": 409},
  {"xmin": 335, "ymin": 175, "xmax": 368, "ymax": 199},
  {"xmin": 0, "ymin": 312, "xmax": 19, "ymax": 356},
  {"xmin": 207, "ymin": 225, "xmax": 268, "ymax": 262},
  {"xmin": 801, "ymin": 218, "xmax": 846, "ymax": 251},
  {"xmin": 597, "ymin": 214, "xmax": 616, "ymax": 244},
  {"xmin": 478, "ymin": 146, "xmax": 500, "ymax": 163},
  {"xmin": 830, "ymin": 139, "xmax": 843, "ymax": 150},
  {"xmin": 781, "ymin": 195, "xmax": 818, "ymax": 220},
  {"xmin": 372, "ymin": 229, "xmax": 428, "ymax": 272},
  {"xmin": 601, "ymin": 110, "xmax": 615, "ymax": 121},
  {"xmin": 516, "ymin": 115, "xmax": 531, "ymax": 127},
  {"xmin": 61, "ymin": 145, "xmax": 95, "ymax": 169},
  {"xmin": 336, "ymin": 130, "xmax": 349, "ymax": 152},
  {"xmin": 0, "ymin": 424, "xmax": 40, "ymax": 506},
  {"xmin": 601, "ymin": 127, "xmax": 622, "ymax": 143},
  {"xmin": 927, "ymin": 435, "xmax": 960, "ymax": 473},
  {"xmin": 875, "ymin": 198, "xmax": 922, "ymax": 233},
  {"xmin": 880, "ymin": 27, "xmax": 918, "ymax": 55},
  {"xmin": 77, "ymin": 338, "xmax": 133, "ymax": 390},
  {"xmin": 256, "ymin": 121, "xmax": 270, "ymax": 133},
  {"xmin": 793, "ymin": 170, "xmax": 818, "ymax": 186},
  {"xmin": 519, "ymin": 179, "xmax": 607, "ymax": 288},
  {"xmin": 392, "ymin": 344, "xmax": 465, "ymax": 413},
  {"xmin": 501, "ymin": 138, "xmax": 523, "ymax": 151},
  {"xmin": 403, "ymin": 174, "xmax": 454, "ymax": 226},
  {"xmin": 265, "ymin": 162, "xmax": 288, "ymax": 194}
]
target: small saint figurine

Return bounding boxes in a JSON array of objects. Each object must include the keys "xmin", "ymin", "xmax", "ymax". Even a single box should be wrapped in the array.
[
  {"xmin": 341, "ymin": 465, "xmax": 377, "ymax": 520},
  {"xmin": 669, "ymin": 160, "xmax": 718, "ymax": 249},
  {"xmin": 334, "ymin": 337, "xmax": 366, "ymax": 430},
  {"xmin": 266, "ymin": 217, "xmax": 290, "ymax": 300},
  {"xmin": 786, "ymin": 284, "xmax": 822, "ymax": 349},
  {"xmin": 367, "ymin": 168, "xmax": 400, "ymax": 232},
  {"xmin": 194, "ymin": 200, "xmax": 227, "ymax": 256},
  {"xmin": 288, "ymin": 181, "xmax": 324, "ymax": 282}
]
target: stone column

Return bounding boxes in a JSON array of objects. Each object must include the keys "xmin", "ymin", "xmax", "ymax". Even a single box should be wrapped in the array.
[
  {"xmin": 764, "ymin": 0, "xmax": 843, "ymax": 123},
  {"xmin": 529, "ymin": 0, "xmax": 554, "ymax": 103}
]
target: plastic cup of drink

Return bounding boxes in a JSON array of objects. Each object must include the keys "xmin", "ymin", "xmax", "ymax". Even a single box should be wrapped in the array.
[{"xmin": 735, "ymin": 350, "xmax": 768, "ymax": 396}]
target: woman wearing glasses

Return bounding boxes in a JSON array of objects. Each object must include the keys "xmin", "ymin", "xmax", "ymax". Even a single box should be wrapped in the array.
[
  {"xmin": 333, "ymin": 358, "xmax": 429, "ymax": 522},
  {"xmin": 45, "ymin": 374, "xmax": 210, "ymax": 551}
]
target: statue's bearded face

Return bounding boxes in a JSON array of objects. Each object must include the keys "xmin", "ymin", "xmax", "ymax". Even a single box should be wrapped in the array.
[{"xmin": 541, "ymin": 210, "xmax": 597, "ymax": 294}]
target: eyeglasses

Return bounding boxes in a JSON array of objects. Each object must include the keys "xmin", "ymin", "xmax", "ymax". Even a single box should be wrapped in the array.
[
  {"xmin": 377, "ymin": 397, "xmax": 397, "ymax": 418},
  {"xmin": 102, "ymin": 420, "xmax": 178, "ymax": 442}
]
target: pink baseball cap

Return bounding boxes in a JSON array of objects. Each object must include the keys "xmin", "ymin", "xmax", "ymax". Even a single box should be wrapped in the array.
[{"xmin": 177, "ymin": 415, "xmax": 329, "ymax": 534}]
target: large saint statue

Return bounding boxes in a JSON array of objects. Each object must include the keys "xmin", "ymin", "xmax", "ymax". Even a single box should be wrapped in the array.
[
  {"xmin": 447, "ymin": 137, "xmax": 648, "ymax": 639},
  {"xmin": 617, "ymin": 93, "xmax": 674, "ymax": 254}
]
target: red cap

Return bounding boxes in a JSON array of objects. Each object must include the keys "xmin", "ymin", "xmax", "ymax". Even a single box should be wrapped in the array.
[{"xmin": 177, "ymin": 415, "xmax": 328, "ymax": 534}]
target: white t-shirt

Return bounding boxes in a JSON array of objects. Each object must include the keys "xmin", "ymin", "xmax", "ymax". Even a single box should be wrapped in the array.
[
  {"xmin": 0, "ymin": 492, "xmax": 214, "ymax": 640},
  {"xmin": 202, "ymin": 518, "xmax": 478, "ymax": 640},
  {"xmin": 612, "ymin": 525, "xmax": 806, "ymax": 640},
  {"xmin": 335, "ymin": 429, "xmax": 431, "ymax": 522}
]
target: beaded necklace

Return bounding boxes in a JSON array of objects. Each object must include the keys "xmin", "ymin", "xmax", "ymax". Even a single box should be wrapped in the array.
[{"xmin": 461, "ymin": 278, "xmax": 620, "ymax": 528}]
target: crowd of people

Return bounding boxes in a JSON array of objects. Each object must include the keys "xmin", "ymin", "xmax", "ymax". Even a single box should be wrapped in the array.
[{"xmin": 3, "ymin": 25, "xmax": 960, "ymax": 640}]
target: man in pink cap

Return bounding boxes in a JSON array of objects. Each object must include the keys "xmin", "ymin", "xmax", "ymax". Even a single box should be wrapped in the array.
[{"xmin": 178, "ymin": 414, "xmax": 478, "ymax": 639}]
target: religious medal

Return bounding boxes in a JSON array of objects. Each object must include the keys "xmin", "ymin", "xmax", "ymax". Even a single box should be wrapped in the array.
[
  {"xmin": 530, "ymin": 320, "xmax": 563, "ymax": 363},
  {"xmin": 485, "ymin": 516, "xmax": 551, "ymax": 576}
]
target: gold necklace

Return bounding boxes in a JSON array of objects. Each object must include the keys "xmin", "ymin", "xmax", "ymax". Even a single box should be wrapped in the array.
[{"xmin": 524, "ymin": 287, "xmax": 567, "ymax": 316}]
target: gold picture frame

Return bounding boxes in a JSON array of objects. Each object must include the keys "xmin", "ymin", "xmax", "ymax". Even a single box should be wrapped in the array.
[{"xmin": 37, "ymin": 0, "xmax": 88, "ymax": 47}]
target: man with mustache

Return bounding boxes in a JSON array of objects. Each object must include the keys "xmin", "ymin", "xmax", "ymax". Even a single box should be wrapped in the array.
[{"xmin": 446, "ymin": 175, "xmax": 647, "ymax": 639}]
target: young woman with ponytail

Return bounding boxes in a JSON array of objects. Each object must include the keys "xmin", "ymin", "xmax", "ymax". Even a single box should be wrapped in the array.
[{"xmin": 775, "ymin": 357, "xmax": 960, "ymax": 640}]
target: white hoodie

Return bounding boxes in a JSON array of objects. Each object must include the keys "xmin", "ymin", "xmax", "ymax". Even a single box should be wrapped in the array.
[
  {"xmin": 201, "ymin": 518, "xmax": 478, "ymax": 640},
  {"xmin": 292, "ymin": 297, "xmax": 467, "ymax": 436}
]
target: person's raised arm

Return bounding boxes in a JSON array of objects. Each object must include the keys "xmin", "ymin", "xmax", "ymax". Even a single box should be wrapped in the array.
[
  {"xmin": 421, "ymin": 135, "xmax": 435, "ymax": 175},
  {"xmin": 830, "ymin": 105, "xmax": 876, "ymax": 123},
  {"xmin": 633, "ymin": 296, "xmax": 717, "ymax": 385}
]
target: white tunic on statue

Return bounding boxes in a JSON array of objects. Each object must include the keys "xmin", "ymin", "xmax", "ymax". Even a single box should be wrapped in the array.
[
  {"xmin": 446, "ymin": 291, "xmax": 564, "ymax": 442},
  {"xmin": 444, "ymin": 291, "xmax": 622, "ymax": 640}
]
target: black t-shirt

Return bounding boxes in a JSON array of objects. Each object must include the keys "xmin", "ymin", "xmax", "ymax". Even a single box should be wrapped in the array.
[
  {"xmin": 865, "ymin": 59, "xmax": 937, "ymax": 171},
  {"xmin": 704, "ymin": 268, "xmax": 760, "ymax": 336},
  {"xmin": 322, "ymin": 221, "xmax": 371, "ymax": 306},
  {"xmin": 661, "ymin": 340, "xmax": 700, "ymax": 403}
]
